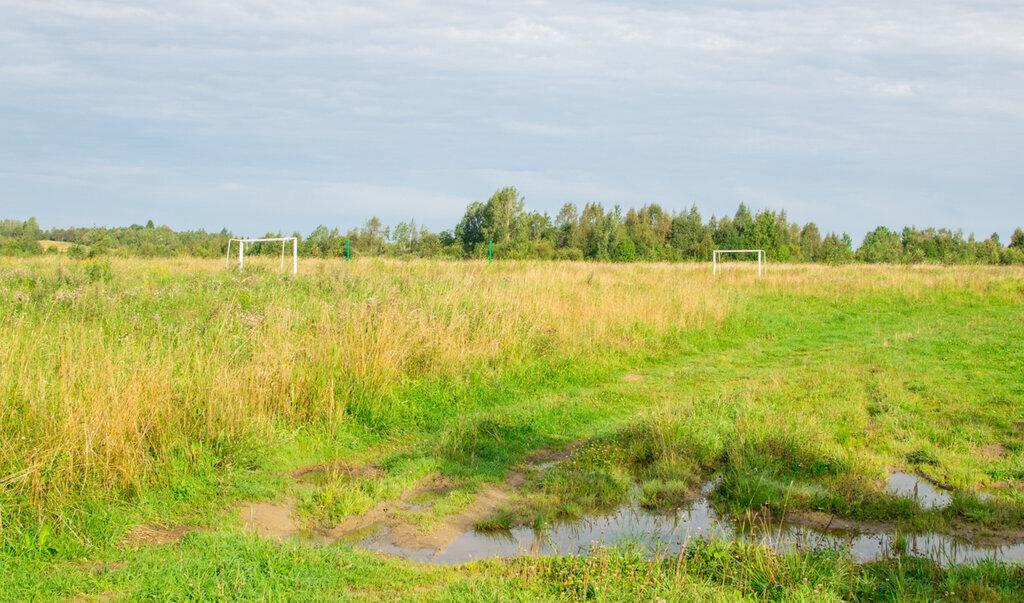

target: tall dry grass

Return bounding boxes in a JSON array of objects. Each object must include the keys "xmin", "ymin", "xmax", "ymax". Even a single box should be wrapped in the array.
[{"xmin": 0, "ymin": 257, "xmax": 727, "ymax": 514}]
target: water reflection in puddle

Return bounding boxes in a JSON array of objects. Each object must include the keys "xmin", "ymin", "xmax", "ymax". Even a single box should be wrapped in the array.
[
  {"xmin": 532, "ymin": 460, "xmax": 559, "ymax": 470},
  {"xmin": 343, "ymin": 480, "xmax": 1024, "ymax": 566},
  {"xmin": 887, "ymin": 472, "xmax": 952, "ymax": 510}
]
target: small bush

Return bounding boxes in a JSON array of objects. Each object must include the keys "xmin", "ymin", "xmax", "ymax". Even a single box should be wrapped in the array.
[
  {"xmin": 612, "ymin": 238, "xmax": 638, "ymax": 262},
  {"xmin": 554, "ymin": 247, "xmax": 583, "ymax": 261}
]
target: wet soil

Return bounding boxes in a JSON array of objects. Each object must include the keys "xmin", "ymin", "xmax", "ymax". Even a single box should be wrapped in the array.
[
  {"xmin": 240, "ymin": 499, "xmax": 310, "ymax": 540},
  {"xmin": 329, "ymin": 469, "xmax": 1024, "ymax": 566},
  {"xmin": 292, "ymin": 461, "xmax": 385, "ymax": 485},
  {"xmin": 523, "ymin": 440, "xmax": 583, "ymax": 470},
  {"xmin": 328, "ymin": 471, "xmax": 526, "ymax": 553},
  {"xmin": 342, "ymin": 489, "xmax": 1024, "ymax": 566},
  {"xmin": 143, "ymin": 453, "xmax": 1024, "ymax": 568}
]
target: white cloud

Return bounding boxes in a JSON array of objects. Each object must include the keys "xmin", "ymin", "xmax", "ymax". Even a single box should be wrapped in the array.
[{"xmin": 0, "ymin": 0, "xmax": 1022, "ymax": 238}]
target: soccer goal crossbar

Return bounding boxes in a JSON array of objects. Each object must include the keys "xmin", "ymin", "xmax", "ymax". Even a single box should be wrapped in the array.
[
  {"xmin": 226, "ymin": 237, "xmax": 298, "ymax": 274},
  {"xmin": 713, "ymin": 249, "xmax": 765, "ymax": 276}
]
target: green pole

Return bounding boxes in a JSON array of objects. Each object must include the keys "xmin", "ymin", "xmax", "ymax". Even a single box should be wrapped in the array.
[
  {"xmin": 489, "ymin": 240, "xmax": 492, "ymax": 264},
  {"xmin": 346, "ymin": 239, "xmax": 350, "ymax": 262}
]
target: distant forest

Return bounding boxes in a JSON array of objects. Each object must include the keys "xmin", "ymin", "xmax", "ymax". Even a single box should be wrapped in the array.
[{"xmin": 4, "ymin": 187, "xmax": 1024, "ymax": 264}]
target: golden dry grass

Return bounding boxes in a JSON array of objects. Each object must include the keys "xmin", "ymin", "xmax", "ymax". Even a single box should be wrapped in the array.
[{"xmin": 0, "ymin": 257, "xmax": 727, "ymax": 509}]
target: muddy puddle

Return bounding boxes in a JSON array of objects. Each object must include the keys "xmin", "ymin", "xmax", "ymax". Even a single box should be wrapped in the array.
[
  {"xmin": 886, "ymin": 472, "xmax": 952, "ymax": 510},
  {"xmin": 253, "ymin": 469, "xmax": 1024, "ymax": 567},
  {"xmin": 350, "ymin": 501, "xmax": 1024, "ymax": 566},
  {"xmin": 341, "ymin": 479, "xmax": 1024, "ymax": 566}
]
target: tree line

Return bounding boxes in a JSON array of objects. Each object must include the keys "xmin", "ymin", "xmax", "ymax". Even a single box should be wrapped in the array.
[{"xmin": 4, "ymin": 187, "xmax": 1024, "ymax": 264}]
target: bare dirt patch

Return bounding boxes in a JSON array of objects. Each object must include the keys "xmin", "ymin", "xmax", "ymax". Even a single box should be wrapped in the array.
[
  {"xmin": 384, "ymin": 484, "xmax": 513, "ymax": 551},
  {"xmin": 980, "ymin": 443, "xmax": 1008, "ymax": 459},
  {"xmin": 121, "ymin": 523, "xmax": 198, "ymax": 547},
  {"xmin": 329, "ymin": 469, "xmax": 528, "ymax": 554},
  {"xmin": 524, "ymin": 440, "xmax": 584, "ymax": 465},
  {"xmin": 330, "ymin": 499, "xmax": 394, "ymax": 536},
  {"xmin": 329, "ymin": 473, "xmax": 459, "ymax": 539},
  {"xmin": 621, "ymin": 373, "xmax": 645, "ymax": 382},
  {"xmin": 506, "ymin": 468, "xmax": 529, "ymax": 488},
  {"xmin": 240, "ymin": 499, "xmax": 300, "ymax": 539},
  {"xmin": 291, "ymin": 461, "xmax": 385, "ymax": 483}
]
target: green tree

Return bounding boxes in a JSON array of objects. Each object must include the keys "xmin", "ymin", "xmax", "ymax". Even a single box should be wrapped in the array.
[
  {"xmin": 17, "ymin": 231, "xmax": 42, "ymax": 255},
  {"xmin": 979, "ymin": 235, "xmax": 1001, "ymax": 264},
  {"xmin": 1001, "ymin": 246, "xmax": 1024, "ymax": 265},
  {"xmin": 305, "ymin": 225, "xmax": 331, "ymax": 257},
  {"xmin": 415, "ymin": 228, "xmax": 441, "ymax": 257},
  {"xmin": 646, "ymin": 204, "xmax": 673, "ymax": 248},
  {"xmin": 1010, "ymin": 228, "xmax": 1024, "ymax": 250},
  {"xmin": 821, "ymin": 232, "xmax": 854, "ymax": 264},
  {"xmin": 555, "ymin": 203, "xmax": 580, "ymax": 250},
  {"xmin": 733, "ymin": 204, "xmax": 754, "ymax": 248},
  {"xmin": 800, "ymin": 223, "xmax": 822, "ymax": 262},
  {"xmin": 392, "ymin": 221, "xmax": 413, "ymax": 255},
  {"xmin": 455, "ymin": 202, "xmax": 487, "ymax": 256},
  {"xmin": 694, "ymin": 228, "xmax": 714, "ymax": 261},
  {"xmin": 579, "ymin": 203, "xmax": 614, "ymax": 260},
  {"xmin": 523, "ymin": 211, "xmax": 554, "ymax": 243},
  {"xmin": 612, "ymin": 237, "xmax": 638, "ymax": 262},
  {"xmin": 483, "ymin": 187, "xmax": 525, "ymax": 245},
  {"xmin": 751, "ymin": 210, "xmax": 776, "ymax": 255},
  {"xmin": 362, "ymin": 217, "xmax": 384, "ymax": 256},
  {"xmin": 713, "ymin": 216, "xmax": 741, "ymax": 251},
  {"xmin": 772, "ymin": 211, "xmax": 794, "ymax": 261},
  {"xmin": 669, "ymin": 206, "xmax": 708, "ymax": 260},
  {"xmin": 24, "ymin": 216, "xmax": 42, "ymax": 240},
  {"xmin": 858, "ymin": 226, "xmax": 902, "ymax": 263}
]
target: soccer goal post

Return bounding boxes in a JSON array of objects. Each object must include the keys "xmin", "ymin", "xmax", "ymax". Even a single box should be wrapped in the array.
[
  {"xmin": 713, "ymin": 249, "xmax": 765, "ymax": 276},
  {"xmin": 226, "ymin": 237, "xmax": 298, "ymax": 274}
]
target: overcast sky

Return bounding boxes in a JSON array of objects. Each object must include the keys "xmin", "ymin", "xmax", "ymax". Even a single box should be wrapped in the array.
[{"xmin": 2, "ymin": 0, "xmax": 1022, "ymax": 241}]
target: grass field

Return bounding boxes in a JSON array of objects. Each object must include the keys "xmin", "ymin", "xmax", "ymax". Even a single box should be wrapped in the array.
[
  {"xmin": 1, "ymin": 256, "xmax": 1022, "ymax": 601},
  {"xmin": 36, "ymin": 241, "xmax": 73, "ymax": 252}
]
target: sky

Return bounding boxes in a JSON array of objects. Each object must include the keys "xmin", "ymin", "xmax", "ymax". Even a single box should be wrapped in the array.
[{"xmin": 1, "ymin": 0, "xmax": 1022, "ymax": 242}]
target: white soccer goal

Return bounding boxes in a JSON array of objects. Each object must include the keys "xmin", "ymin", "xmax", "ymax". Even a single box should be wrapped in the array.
[
  {"xmin": 713, "ymin": 249, "xmax": 765, "ymax": 276},
  {"xmin": 225, "ymin": 237, "xmax": 298, "ymax": 274}
]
